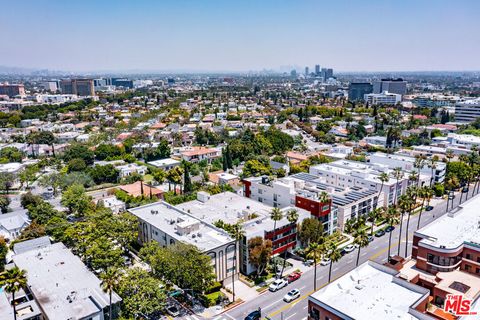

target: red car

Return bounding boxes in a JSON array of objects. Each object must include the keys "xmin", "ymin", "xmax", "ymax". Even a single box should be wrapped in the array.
[{"xmin": 287, "ymin": 271, "xmax": 302, "ymax": 283}]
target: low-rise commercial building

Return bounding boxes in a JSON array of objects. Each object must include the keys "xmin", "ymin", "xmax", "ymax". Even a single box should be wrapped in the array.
[
  {"xmin": 454, "ymin": 98, "xmax": 480, "ymax": 123},
  {"xmin": 364, "ymin": 91, "xmax": 402, "ymax": 105}
]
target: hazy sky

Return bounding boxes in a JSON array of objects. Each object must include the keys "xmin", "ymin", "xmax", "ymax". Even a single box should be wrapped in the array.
[{"xmin": 1, "ymin": 0, "xmax": 479, "ymax": 72}]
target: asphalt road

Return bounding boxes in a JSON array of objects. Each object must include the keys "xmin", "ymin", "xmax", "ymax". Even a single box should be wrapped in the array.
[{"xmin": 221, "ymin": 188, "xmax": 477, "ymax": 320}]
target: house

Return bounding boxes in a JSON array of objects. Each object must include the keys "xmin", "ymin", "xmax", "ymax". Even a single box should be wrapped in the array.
[
  {"xmin": 0, "ymin": 209, "xmax": 30, "ymax": 240},
  {"xmin": 119, "ymin": 181, "xmax": 164, "ymax": 199},
  {"xmin": 97, "ymin": 196, "xmax": 126, "ymax": 214},
  {"xmin": 208, "ymin": 171, "xmax": 240, "ymax": 186},
  {"xmin": 148, "ymin": 158, "xmax": 181, "ymax": 171},
  {"xmin": 117, "ymin": 163, "xmax": 147, "ymax": 178},
  {"xmin": 179, "ymin": 146, "xmax": 221, "ymax": 163}
]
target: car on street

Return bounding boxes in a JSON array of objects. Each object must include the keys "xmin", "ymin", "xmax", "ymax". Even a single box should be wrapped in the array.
[
  {"xmin": 244, "ymin": 309, "xmax": 261, "ymax": 320},
  {"xmin": 462, "ymin": 187, "xmax": 469, "ymax": 193},
  {"xmin": 303, "ymin": 259, "xmax": 314, "ymax": 266},
  {"xmin": 269, "ymin": 278, "xmax": 288, "ymax": 292},
  {"xmin": 320, "ymin": 258, "xmax": 331, "ymax": 266},
  {"xmin": 343, "ymin": 244, "xmax": 355, "ymax": 253},
  {"xmin": 448, "ymin": 194, "xmax": 455, "ymax": 200},
  {"xmin": 368, "ymin": 235, "xmax": 374, "ymax": 242},
  {"xmin": 283, "ymin": 289, "xmax": 301, "ymax": 302},
  {"xmin": 287, "ymin": 271, "xmax": 302, "ymax": 283},
  {"xmin": 385, "ymin": 226, "xmax": 395, "ymax": 232},
  {"xmin": 425, "ymin": 205, "xmax": 434, "ymax": 211},
  {"xmin": 375, "ymin": 230, "xmax": 386, "ymax": 237},
  {"xmin": 165, "ymin": 305, "xmax": 180, "ymax": 317}
]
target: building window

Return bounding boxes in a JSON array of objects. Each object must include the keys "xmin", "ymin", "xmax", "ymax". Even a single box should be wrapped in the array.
[
  {"xmin": 465, "ymin": 265, "xmax": 472, "ymax": 271},
  {"xmin": 465, "ymin": 253, "xmax": 472, "ymax": 260}
]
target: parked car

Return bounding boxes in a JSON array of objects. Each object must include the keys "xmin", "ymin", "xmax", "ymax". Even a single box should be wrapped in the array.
[
  {"xmin": 448, "ymin": 194, "xmax": 455, "ymax": 200},
  {"xmin": 385, "ymin": 226, "xmax": 395, "ymax": 232},
  {"xmin": 269, "ymin": 278, "xmax": 288, "ymax": 292},
  {"xmin": 343, "ymin": 244, "xmax": 355, "ymax": 253},
  {"xmin": 287, "ymin": 271, "xmax": 302, "ymax": 283},
  {"xmin": 283, "ymin": 289, "xmax": 301, "ymax": 302},
  {"xmin": 166, "ymin": 305, "xmax": 180, "ymax": 317},
  {"xmin": 320, "ymin": 258, "xmax": 331, "ymax": 266},
  {"xmin": 462, "ymin": 187, "xmax": 469, "ymax": 193},
  {"xmin": 425, "ymin": 205, "xmax": 434, "ymax": 211},
  {"xmin": 303, "ymin": 259, "xmax": 314, "ymax": 266},
  {"xmin": 244, "ymin": 309, "xmax": 261, "ymax": 320},
  {"xmin": 375, "ymin": 230, "xmax": 386, "ymax": 237},
  {"xmin": 368, "ymin": 236, "xmax": 374, "ymax": 242}
]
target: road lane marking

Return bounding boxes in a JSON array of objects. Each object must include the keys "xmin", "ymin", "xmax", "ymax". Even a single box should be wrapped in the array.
[
  {"xmin": 264, "ymin": 298, "xmax": 283, "ymax": 310},
  {"xmin": 285, "ymin": 313, "xmax": 297, "ymax": 320}
]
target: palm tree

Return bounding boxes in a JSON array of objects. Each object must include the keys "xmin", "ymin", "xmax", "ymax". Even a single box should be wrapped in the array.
[
  {"xmin": 353, "ymin": 229, "xmax": 369, "ymax": 266},
  {"xmin": 414, "ymin": 154, "xmax": 426, "ymax": 187},
  {"xmin": 397, "ymin": 195, "xmax": 410, "ymax": 256},
  {"xmin": 417, "ymin": 187, "xmax": 433, "ymax": 229},
  {"xmin": 427, "ymin": 156, "xmax": 439, "ymax": 187},
  {"xmin": 384, "ymin": 206, "xmax": 400, "ymax": 260},
  {"xmin": 376, "ymin": 172, "xmax": 389, "ymax": 209},
  {"xmin": 408, "ymin": 171, "xmax": 418, "ymax": 187},
  {"xmin": 306, "ymin": 242, "xmax": 324, "ymax": 291},
  {"xmin": 270, "ymin": 207, "xmax": 283, "ymax": 276},
  {"xmin": 100, "ymin": 267, "xmax": 121, "ymax": 320},
  {"xmin": 445, "ymin": 150, "xmax": 454, "ymax": 163},
  {"xmin": 368, "ymin": 207, "xmax": 383, "ymax": 236},
  {"xmin": 392, "ymin": 167, "xmax": 404, "ymax": 205},
  {"xmin": 0, "ymin": 267, "xmax": 27, "ymax": 320},
  {"xmin": 279, "ymin": 209, "xmax": 299, "ymax": 278},
  {"xmin": 404, "ymin": 187, "xmax": 417, "ymax": 257},
  {"xmin": 327, "ymin": 243, "xmax": 342, "ymax": 283},
  {"xmin": 229, "ymin": 223, "xmax": 245, "ymax": 303},
  {"xmin": 445, "ymin": 175, "xmax": 459, "ymax": 212}
]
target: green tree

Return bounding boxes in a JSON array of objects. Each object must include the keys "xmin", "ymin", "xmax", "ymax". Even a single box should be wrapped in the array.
[
  {"xmin": 0, "ymin": 267, "xmax": 27, "ymax": 320},
  {"xmin": 182, "ymin": 161, "xmax": 193, "ymax": 194},
  {"xmin": 298, "ymin": 218, "xmax": 324, "ymax": 246},
  {"xmin": 61, "ymin": 184, "xmax": 92, "ymax": 217},
  {"xmin": 38, "ymin": 172, "xmax": 62, "ymax": 195},
  {"xmin": 63, "ymin": 144, "xmax": 95, "ymax": 165},
  {"xmin": 67, "ymin": 158, "xmax": 87, "ymax": 172},
  {"xmin": 375, "ymin": 172, "xmax": 389, "ymax": 210},
  {"xmin": 0, "ymin": 236, "xmax": 7, "ymax": 271},
  {"xmin": 0, "ymin": 196, "xmax": 9, "ymax": 213},
  {"xmin": 242, "ymin": 159, "xmax": 272, "ymax": 178},
  {"xmin": 94, "ymin": 144, "xmax": 123, "ymax": 160},
  {"xmin": 248, "ymin": 236, "xmax": 272, "ymax": 277},
  {"xmin": 100, "ymin": 268, "xmax": 121, "ymax": 320},
  {"xmin": 88, "ymin": 164, "xmax": 119, "ymax": 184},
  {"xmin": 0, "ymin": 172, "xmax": 15, "ymax": 194},
  {"xmin": 0, "ymin": 147, "xmax": 23, "ymax": 163}
]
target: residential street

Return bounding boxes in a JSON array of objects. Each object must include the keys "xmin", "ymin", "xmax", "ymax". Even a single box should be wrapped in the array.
[{"xmin": 177, "ymin": 189, "xmax": 475, "ymax": 320}]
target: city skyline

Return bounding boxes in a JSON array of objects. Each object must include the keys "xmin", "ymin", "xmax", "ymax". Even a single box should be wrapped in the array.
[{"xmin": 2, "ymin": 0, "xmax": 480, "ymax": 73}]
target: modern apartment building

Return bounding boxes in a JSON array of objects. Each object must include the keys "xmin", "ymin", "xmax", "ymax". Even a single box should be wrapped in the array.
[
  {"xmin": 60, "ymin": 78, "xmax": 95, "ymax": 96},
  {"xmin": 348, "ymin": 82, "xmax": 372, "ymax": 102},
  {"xmin": 129, "ymin": 200, "xmax": 237, "ymax": 284},
  {"xmin": 454, "ymin": 98, "xmax": 480, "ymax": 123},
  {"xmin": 308, "ymin": 261, "xmax": 431, "ymax": 320},
  {"xmin": 176, "ymin": 191, "xmax": 310, "ymax": 275},
  {"xmin": 0, "ymin": 83, "xmax": 26, "ymax": 97}
]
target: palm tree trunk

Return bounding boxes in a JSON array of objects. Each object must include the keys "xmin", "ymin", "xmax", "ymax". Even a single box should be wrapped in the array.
[
  {"xmin": 397, "ymin": 212, "xmax": 404, "ymax": 256},
  {"xmin": 313, "ymin": 262, "xmax": 317, "ymax": 291},
  {"xmin": 12, "ymin": 291, "xmax": 16, "ymax": 320},
  {"xmin": 109, "ymin": 290, "xmax": 112, "ymax": 320},
  {"xmin": 387, "ymin": 227, "xmax": 393, "ymax": 261},
  {"xmin": 404, "ymin": 211, "xmax": 412, "ymax": 257},
  {"xmin": 356, "ymin": 247, "xmax": 361, "ymax": 266},
  {"xmin": 328, "ymin": 261, "xmax": 333, "ymax": 283},
  {"xmin": 232, "ymin": 241, "xmax": 237, "ymax": 303},
  {"xmin": 459, "ymin": 187, "xmax": 464, "ymax": 204},
  {"xmin": 272, "ymin": 221, "xmax": 277, "ymax": 277},
  {"xmin": 51, "ymin": 144, "xmax": 56, "ymax": 158},
  {"xmin": 417, "ymin": 199, "xmax": 425, "ymax": 230}
]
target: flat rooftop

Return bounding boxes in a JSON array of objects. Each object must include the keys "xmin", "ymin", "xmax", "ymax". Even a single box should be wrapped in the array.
[
  {"xmin": 128, "ymin": 201, "xmax": 233, "ymax": 251},
  {"xmin": 309, "ymin": 261, "xmax": 429, "ymax": 320},
  {"xmin": 415, "ymin": 194, "xmax": 480, "ymax": 250},
  {"xmin": 12, "ymin": 243, "xmax": 121, "ymax": 320}
]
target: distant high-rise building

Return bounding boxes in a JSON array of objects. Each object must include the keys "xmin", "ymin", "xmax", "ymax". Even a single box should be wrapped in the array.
[
  {"xmin": 373, "ymin": 78, "xmax": 407, "ymax": 95},
  {"xmin": 348, "ymin": 82, "xmax": 373, "ymax": 101},
  {"xmin": 43, "ymin": 81, "xmax": 59, "ymax": 92},
  {"xmin": 290, "ymin": 69, "xmax": 297, "ymax": 77},
  {"xmin": 0, "ymin": 83, "xmax": 25, "ymax": 97},
  {"xmin": 93, "ymin": 79, "xmax": 107, "ymax": 87},
  {"xmin": 112, "ymin": 78, "xmax": 134, "ymax": 89},
  {"xmin": 315, "ymin": 65, "xmax": 320, "ymax": 75},
  {"xmin": 305, "ymin": 66, "xmax": 309, "ymax": 76},
  {"xmin": 326, "ymin": 68, "xmax": 333, "ymax": 80},
  {"xmin": 60, "ymin": 79, "xmax": 95, "ymax": 96}
]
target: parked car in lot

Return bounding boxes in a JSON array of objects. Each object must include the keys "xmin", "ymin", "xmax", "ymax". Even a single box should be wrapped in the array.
[
  {"xmin": 375, "ymin": 230, "xmax": 386, "ymax": 237},
  {"xmin": 287, "ymin": 271, "xmax": 302, "ymax": 283},
  {"xmin": 343, "ymin": 244, "xmax": 355, "ymax": 253},
  {"xmin": 320, "ymin": 258, "xmax": 331, "ymax": 266},
  {"xmin": 165, "ymin": 305, "xmax": 180, "ymax": 317},
  {"xmin": 269, "ymin": 278, "xmax": 288, "ymax": 292},
  {"xmin": 385, "ymin": 226, "xmax": 395, "ymax": 232},
  {"xmin": 425, "ymin": 205, "xmax": 434, "ymax": 211},
  {"xmin": 244, "ymin": 309, "xmax": 261, "ymax": 320},
  {"xmin": 283, "ymin": 289, "xmax": 301, "ymax": 302}
]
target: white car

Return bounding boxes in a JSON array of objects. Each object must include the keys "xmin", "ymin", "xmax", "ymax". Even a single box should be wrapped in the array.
[
  {"xmin": 343, "ymin": 244, "xmax": 356, "ymax": 253},
  {"xmin": 320, "ymin": 258, "xmax": 331, "ymax": 266},
  {"xmin": 269, "ymin": 278, "xmax": 288, "ymax": 292},
  {"xmin": 283, "ymin": 289, "xmax": 300, "ymax": 302}
]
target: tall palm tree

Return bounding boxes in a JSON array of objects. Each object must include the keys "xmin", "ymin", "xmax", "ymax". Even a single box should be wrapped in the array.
[
  {"xmin": 404, "ymin": 187, "xmax": 417, "ymax": 257},
  {"xmin": 427, "ymin": 155, "xmax": 439, "ymax": 187},
  {"xmin": 353, "ymin": 229, "xmax": 369, "ymax": 266},
  {"xmin": 368, "ymin": 207, "xmax": 383, "ymax": 236},
  {"xmin": 408, "ymin": 171, "xmax": 418, "ymax": 187},
  {"xmin": 306, "ymin": 242, "xmax": 324, "ymax": 291},
  {"xmin": 327, "ymin": 243, "xmax": 342, "ymax": 283},
  {"xmin": 376, "ymin": 172, "xmax": 389, "ymax": 209},
  {"xmin": 0, "ymin": 267, "xmax": 27, "ymax": 320},
  {"xmin": 384, "ymin": 206, "xmax": 400, "ymax": 260},
  {"xmin": 270, "ymin": 207, "xmax": 283, "ymax": 276},
  {"xmin": 397, "ymin": 195, "xmax": 410, "ymax": 256},
  {"xmin": 445, "ymin": 175, "xmax": 459, "ymax": 212},
  {"xmin": 229, "ymin": 223, "xmax": 245, "ymax": 303},
  {"xmin": 417, "ymin": 187, "xmax": 433, "ymax": 229},
  {"xmin": 392, "ymin": 167, "xmax": 404, "ymax": 205},
  {"xmin": 100, "ymin": 267, "xmax": 121, "ymax": 320},
  {"xmin": 279, "ymin": 209, "xmax": 299, "ymax": 278},
  {"xmin": 414, "ymin": 154, "xmax": 426, "ymax": 187},
  {"xmin": 318, "ymin": 191, "xmax": 330, "ymax": 208},
  {"xmin": 445, "ymin": 150, "xmax": 454, "ymax": 164}
]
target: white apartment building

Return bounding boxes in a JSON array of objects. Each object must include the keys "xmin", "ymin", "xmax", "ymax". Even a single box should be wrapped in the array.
[
  {"xmin": 364, "ymin": 91, "xmax": 402, "ymax": 105},
  {"xmin": 309, "ymin": 160, "xmax": 412, "ymax": 207},
  {"xmin": 454, "ymin": 98, "xmax": 480, "ymax": 123},
  {"xmin": 369, "ymin": 152, "xmax": 446, "ymax": 184},
  {"xmin": 129, "ymin": 201, "xmax": 237, "ymax": 284}
]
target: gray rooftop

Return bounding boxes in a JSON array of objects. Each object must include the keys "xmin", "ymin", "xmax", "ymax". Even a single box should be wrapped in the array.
[{"xmin": 13, "ymin": 236, "xmax": 51, "ymax": 254}]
